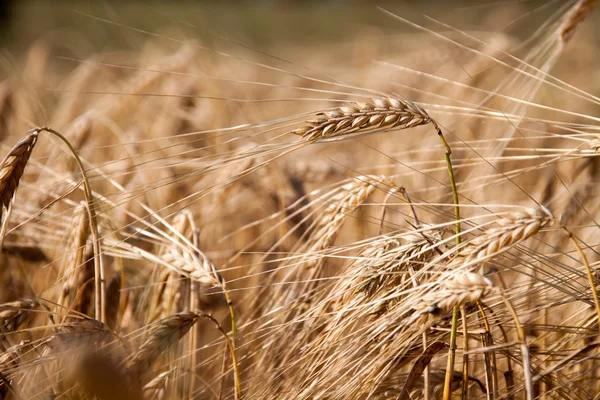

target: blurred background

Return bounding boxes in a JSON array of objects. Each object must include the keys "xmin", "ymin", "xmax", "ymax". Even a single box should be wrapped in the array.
[{"xmin": 0, "ymin": 1, "xmax": 597, "ymax": 52}]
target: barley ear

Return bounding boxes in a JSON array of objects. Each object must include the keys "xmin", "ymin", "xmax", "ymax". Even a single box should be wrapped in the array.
[
  {"xmin": 560, "ymin": 0, "xmax": 599, "ymax": 42},
  {"xmin": 0, "ymin": 131, "xmax": 39, "ymax": 249}
]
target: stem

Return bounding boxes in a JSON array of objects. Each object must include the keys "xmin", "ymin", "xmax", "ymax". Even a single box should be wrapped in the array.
[
  {"xmin": 460, "ymin": 306, "xmax": 469, "ymax": 400},
  {"xmin": 437, "ymin": 129, "xmax": 461, "ymax": 245},
  {"xmin": 197, "ymin": 311, "xmax": 241, "ymax": 400},
  {"xmin": 442, "ymin": 306, "xmax": 459, "ymax": 400},
  {"xmin": 34, "ymin": 127, "xmax": 105, "ymax": 323},
  {"xmin": 189, "ymin": 229, "xmax": 201, "ymax": 399},
  {"xmin": 477, "ymin": 302, "xmax": 496, "ymax": 400},
  {"xmin": 423, "ymin": 331, "xmax": 431, "ymax": 400},
  {"xmin": 501, "ymin": 291, "xmax": 533, "ymax": 400},
  {"xmin": 378, "ymin": 186, "xmax": 399, "ymax": 236},
  {"xmin": 437, "ymin": 126, "xmax": 462, "ymax": 400},
  {"xmin": 224, "ymin": 291, "xmax": 236, "ymax": 342}
]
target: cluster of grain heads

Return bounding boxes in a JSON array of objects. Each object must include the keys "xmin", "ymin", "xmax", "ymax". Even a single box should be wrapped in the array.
[
  {"xmin": 291, "ymin": 96, "xmax": 434, "ymax": 141},
  {"xmin": 1, "ymin": 4, "xmax": 599, "ymax": 399},
  {"xmin": 0, "ymin": 126, "xmax": 103, "ymax": 323},
  {"xmin": 436, "ymin": 208, "xmax": 553, "ymax": 399}
]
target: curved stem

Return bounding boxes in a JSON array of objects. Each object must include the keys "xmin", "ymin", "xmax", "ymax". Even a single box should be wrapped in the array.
[
  {"xmin": 437, "ymin": 126, "xmax": 463, "ymax": 400},
  {"xmin": 35, "ymin": 127, "xmax": 105, "ymax": 323},
  {"xmin": 197, "ymin": 311, "xmax": 241, "ymax": 400},
  {"xmin": 437, "ymin": 129, "xmax": 461, "ymax": 245},
  {"xmin": 224, "ymin": 291, "xmax": 236, "ymax": 342}
]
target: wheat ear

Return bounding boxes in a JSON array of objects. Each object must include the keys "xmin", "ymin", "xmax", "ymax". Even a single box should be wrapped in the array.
[{"xmin": 42, "ymin": 318, "xmax": 113, "ymax": 355}]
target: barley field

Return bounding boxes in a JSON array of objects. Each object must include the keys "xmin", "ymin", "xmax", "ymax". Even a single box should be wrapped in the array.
[{"xmin": 0, "ymin": 1, "xmax": 599, "ymax": 399}]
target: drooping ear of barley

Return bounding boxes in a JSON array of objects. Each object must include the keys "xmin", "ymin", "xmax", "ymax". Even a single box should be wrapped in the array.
[
  {"xmin": 413, "ymin": 272, "xmax": 495, "ymax": 320},
  {"xmin": 353, "ymin": 228, "xmax": 444, "ymax": 303},
  {"xmin": 41, "ymin": 318, "xmax": 113, "ymax": 356},
  {"xmin": 113, "ymin": 229, "xmax": 223, "ymax": 288},
  {"xmin": 159, "ymin": 211, "xmax": 223, "ymax": 286},
  {"xmin": 292, "ymin": 96, "xmax": 434, "ymax": 141},
  {"xmin": 456, "ymin": 208, "xmax": 553, "ymax": 267},
  {"xmin": 0, "ymin": 131, "xmax": 39, "ymax": 249},
  {"xmin": 126, "ymin": 312, "xmax": 199, "ymax": 375}
]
